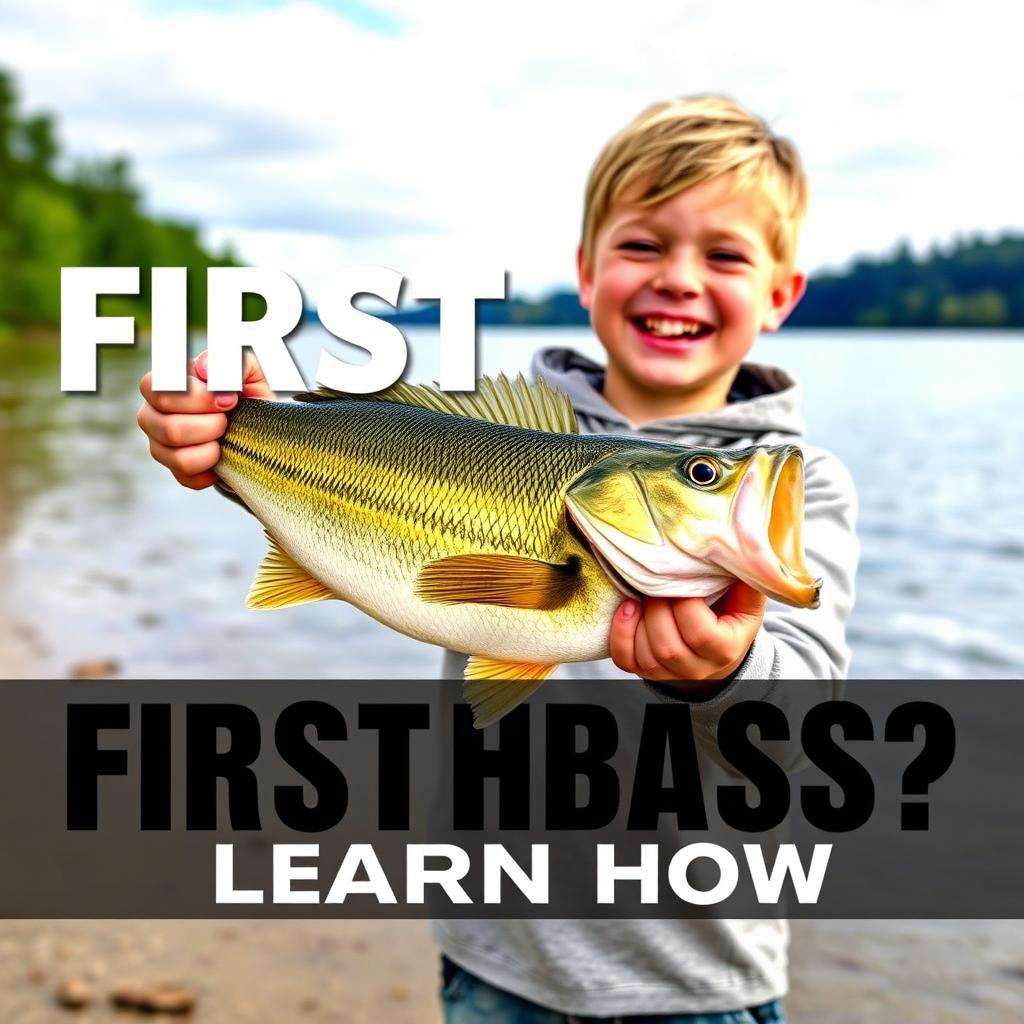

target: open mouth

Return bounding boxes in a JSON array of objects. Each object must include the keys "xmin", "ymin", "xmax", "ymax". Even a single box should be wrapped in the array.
[
  {"xmin": 734, "ymin": 448, "xmax": 821, "ymax": 608},
  {"xmin": 631, "ymin": 316, "xmax": 714, "ymax": 341},
  {"xmin": 768, "ymin": 453, "xmax": 805, "ymax": 576}
]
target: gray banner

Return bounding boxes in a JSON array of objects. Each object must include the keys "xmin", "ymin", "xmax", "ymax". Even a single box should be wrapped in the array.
[{"xmin": 0, "ymin": 679, "xmax": 1018, "ymax": 918}]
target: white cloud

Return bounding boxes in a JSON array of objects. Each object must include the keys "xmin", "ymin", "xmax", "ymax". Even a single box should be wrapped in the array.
[{"xmin": 4, "ymin": 0, "xmax": 1022, "ymax": 295}]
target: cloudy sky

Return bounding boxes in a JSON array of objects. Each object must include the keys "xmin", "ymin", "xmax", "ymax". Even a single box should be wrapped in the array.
[{"xmin": 4, "ymin": 0, "xmax": 1022, "ymax": 299}]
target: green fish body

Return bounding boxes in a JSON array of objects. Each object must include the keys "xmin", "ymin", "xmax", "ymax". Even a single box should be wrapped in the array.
[{"xmin": 215, "ymin": 376, "xmax": 819, "ymax": 725}]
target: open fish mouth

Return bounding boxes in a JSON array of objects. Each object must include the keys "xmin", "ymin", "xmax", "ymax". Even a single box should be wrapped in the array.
[{"xmin": 719, "ymin": 446, "xmax": 821, "ymax": 608}]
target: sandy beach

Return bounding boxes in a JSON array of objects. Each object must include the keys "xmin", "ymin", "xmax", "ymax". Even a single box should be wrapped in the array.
[{"xmin": 3, "ymin": 918, "xmax": 1024, "ymax": 1022}]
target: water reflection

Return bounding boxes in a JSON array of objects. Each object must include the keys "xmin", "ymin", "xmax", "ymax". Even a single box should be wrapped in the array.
[
  {"xmin": 0, "ymin": 337, "xmax": 147, "ymax": 538},
  {"xmin": 1, "ymin": 327, "xmax": 1022, "ymax": 680}
]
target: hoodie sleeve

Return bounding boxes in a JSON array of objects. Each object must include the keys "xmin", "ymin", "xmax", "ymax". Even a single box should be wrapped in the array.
[{"xmin": 647, "ymin": 446, "xmax": 860, "ymax": 771}]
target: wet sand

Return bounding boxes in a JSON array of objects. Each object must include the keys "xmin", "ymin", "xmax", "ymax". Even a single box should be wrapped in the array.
[
  {"xmin": 4, "ymin": 917, "xmax": 1024, "ymax": 1022},
  {"xmin": 0, "ymin": 919, "xmax": 440, "ymax": 1023}
]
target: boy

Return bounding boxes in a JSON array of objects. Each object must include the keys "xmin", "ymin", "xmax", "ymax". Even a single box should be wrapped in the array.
[{"xmin": 138, "ymin": 95, "xmax": 858, "ymax": 1022}]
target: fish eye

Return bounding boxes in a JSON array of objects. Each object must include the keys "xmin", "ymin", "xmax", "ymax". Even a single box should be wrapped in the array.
[{"xmin": 684, "ymin": 457, "xmax": 720, "ymax": 486}]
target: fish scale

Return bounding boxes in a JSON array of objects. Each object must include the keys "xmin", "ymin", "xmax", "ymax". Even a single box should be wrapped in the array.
[
  {"xmin": 218, "ymin": 395, "xmax": 636, "ymax": 665},
  {"xmin": 213, "ymin": 375, "xmax": 817, "ymax": 727}
]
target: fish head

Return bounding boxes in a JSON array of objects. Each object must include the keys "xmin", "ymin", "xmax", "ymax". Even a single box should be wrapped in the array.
[{"xmin": 565, "ymin": 443, "xmax": 820, "ymax": 608}]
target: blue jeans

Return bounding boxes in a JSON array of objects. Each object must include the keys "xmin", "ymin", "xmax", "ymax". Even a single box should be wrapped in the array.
[{"xmin": 440, "ymin": 957, "xmax": 784, "ymax": 1023}]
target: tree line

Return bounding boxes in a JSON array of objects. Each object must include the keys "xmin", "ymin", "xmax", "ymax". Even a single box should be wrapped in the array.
[
  {"xmin": 2, "ymin": 63, "xmax": 1021, "ymax": 334},
  {"xmin": 786, "ymin": 235, "xmax": 1024, "ymax": 328},
  {"xmin": 385, "ymin": 232, "xmax": 1024, "ymax": 329},
  {"xmin": 0, "ymin": 69, "xmax": 237, "ymax": 336}
]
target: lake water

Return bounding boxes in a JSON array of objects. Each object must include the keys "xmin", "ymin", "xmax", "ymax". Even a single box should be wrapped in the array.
[{"xmin": 1, "ymin": 327, "xmax": 1022, "ymax": 680}]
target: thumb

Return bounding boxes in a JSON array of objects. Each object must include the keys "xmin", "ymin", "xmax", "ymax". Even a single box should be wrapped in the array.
[
  {"xmin": 713, "ymin": 580, "xmax": 766, "ymax": 622},
  {"xmin": 191, "ymin": 349, "xmax": 209, "ymax": 383},
  {"xmin": 241, "ymin": 351, "xmax": 276, "ymax": 400},
  {"xmin": 191, "ymin": 349, "xmax": 275, "ymax": 400}
]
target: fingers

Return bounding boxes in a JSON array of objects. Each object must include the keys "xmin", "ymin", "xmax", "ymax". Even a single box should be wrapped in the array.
[
  {"xmin": 138, "ymin": 349, "xmax": 275, "ymax": 493},
  {"xmin": 140, "ymin": 370, "xmax": 230, "ymax": 415},
  {"xmin": 140, "ymin": 350, "xmax": 276, "ymax": 416},
  {"xmin": 170, "ymin": 469, "xmax": 219, "ymax": 491},
  {"xmin": 194, "ymin": 350, "xmax": 276, "ymax": 401},
  {"xmin": 670, "ymin": 598, "xmax": 734, "ymax": 664},
  {"xmin": 137, "ymin": 403, "xmax": 228, "ymax": 448},
  {"xmin": 148, "ymin": 437, "xmax": 222, "ymax": 483},
  {"xmin": 632, "ymin": 617, "xmax": 666, "ymax": 678},
  {"xmin": 714, "ymin": 581, "xmax": 767, "ymax": 623},
  {"xmin": 610, "ymin": 599, "xmax": 695, "ymax": 681},
  {"xmin": 240, "ymin": 351, "xmax": 275, "ymax": 399},
  {"xmin": 608, "ymin": 590, "xmax": 767, "ymax": 683},
  {"xmin": 641, "ymin": 598, "xmax": 692, "ymax": 669},
  {"xmin": 608, "ymin": 600, "xmax": 642, "ymax": 675}
]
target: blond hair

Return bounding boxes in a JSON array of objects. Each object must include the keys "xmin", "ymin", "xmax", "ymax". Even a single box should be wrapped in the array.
[{"xmin": 581, "ymin": 94, "xmax": 808, "ymax": 277}]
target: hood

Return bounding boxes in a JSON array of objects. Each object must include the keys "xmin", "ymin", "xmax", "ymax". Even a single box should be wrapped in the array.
[{"xmin": 530, "ymin": 346, "xmax": 806, "ymax": 445}]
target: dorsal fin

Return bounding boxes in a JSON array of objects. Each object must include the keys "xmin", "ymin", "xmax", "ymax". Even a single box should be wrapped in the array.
[{"xmin": 293, "ymin": 373, "xmax": 578, "ymax": 434}]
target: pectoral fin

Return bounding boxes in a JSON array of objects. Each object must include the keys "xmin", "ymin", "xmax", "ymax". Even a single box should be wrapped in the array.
[
  {"xmin": 246, "ymin": 532, "xmax": 337, "ymax": 609},
  {"xmin": 416, "ymin": 554, "xmax": 580, "ymax": 610},
  {"xmin": 464, "ymin": 658, "xmax": 558, "ymax": 728}
]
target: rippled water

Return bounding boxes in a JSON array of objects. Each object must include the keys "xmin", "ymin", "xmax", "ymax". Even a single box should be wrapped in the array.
[{"xmin": 1, "ymin": 327, "xmax": 1022, "ymax": 680}]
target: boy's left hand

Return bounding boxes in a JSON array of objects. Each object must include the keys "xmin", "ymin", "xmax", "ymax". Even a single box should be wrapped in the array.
[{"xmin": 608, "ymin": 582, "xmax": 766, "ymax": 690}]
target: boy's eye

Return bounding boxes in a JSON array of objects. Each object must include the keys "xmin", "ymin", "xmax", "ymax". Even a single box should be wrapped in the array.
[
  {"xmin": 619, "ymin": 241, "xmax": 660, "ymax": 253},
  {"xmin": 709, "ymin": 250, "xmax": 747, "ymax": 263}
]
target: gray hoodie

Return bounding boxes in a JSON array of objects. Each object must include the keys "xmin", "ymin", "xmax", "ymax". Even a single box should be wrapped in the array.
[{"xmin": 433, "ymin": 346, "xmax": 859, "ymax": 1016}]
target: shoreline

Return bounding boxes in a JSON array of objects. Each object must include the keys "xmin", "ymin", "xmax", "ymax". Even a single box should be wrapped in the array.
[{"xmin": 1, "ymin": 919, "xmax": 1020, "ymax": 1022}]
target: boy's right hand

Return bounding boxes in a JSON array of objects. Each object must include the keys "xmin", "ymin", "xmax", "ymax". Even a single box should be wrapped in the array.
[{"xmin": 138, "ymin": 350, "xmax": 275, "ymax": 490}]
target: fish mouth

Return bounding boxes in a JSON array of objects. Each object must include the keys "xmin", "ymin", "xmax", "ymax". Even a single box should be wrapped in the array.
[{"xmin": 720, "ymin": 447, "xmax": 821, "ymax": 608}]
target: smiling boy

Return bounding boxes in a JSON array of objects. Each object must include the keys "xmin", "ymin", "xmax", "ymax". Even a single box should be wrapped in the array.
[
  {"xmin": 138, "ymin": 95, "xmax": 858, "ymax": 1021},
  {"xmin": 583, "ymin": 177, "xmax": 803, "ymax": 419},
  {"xmin": 564, "ymin": 104, "xmax": 835, "ymax": 695}
]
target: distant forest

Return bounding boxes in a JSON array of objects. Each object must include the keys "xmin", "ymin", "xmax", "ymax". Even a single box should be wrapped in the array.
[
  {"xmin": 385, "ymin": 232, "xmax": 1024, "ymax": 329},
  {"xmin": 788, "ymin": 235, "xmax": 1024, "ymax": 327},
  {"xmin": 1, "ymin": 63, "xmax": 1021, "ymax": 335},
  {"xmin": 0, "ymin": 68, "xmax": 236, "ymax": 335}
]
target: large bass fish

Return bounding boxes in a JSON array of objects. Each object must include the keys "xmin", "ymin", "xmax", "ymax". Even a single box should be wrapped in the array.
[{"xmin": 216, "ymin": 375, "xmax": 820, "ymax": 725}]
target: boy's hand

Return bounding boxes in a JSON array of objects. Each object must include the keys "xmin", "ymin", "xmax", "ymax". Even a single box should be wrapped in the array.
[
  {"xmin": 608, "ymin": 581, "xmax": 766, "ymax": 693},
  {"xmin": 137, "ymin": 350, "xmax": 274, "ymax": 490}
]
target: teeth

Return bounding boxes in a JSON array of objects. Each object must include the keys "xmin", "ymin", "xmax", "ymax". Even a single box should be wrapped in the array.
[{"xmin": 641, "ymin": 317, "xmax": 706, "ymax": 338}]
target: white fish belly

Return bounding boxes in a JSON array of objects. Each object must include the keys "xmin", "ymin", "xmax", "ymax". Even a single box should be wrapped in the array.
[{"xmin": 223, "ymin": 471, "xmax": 616, "ymax": 665}]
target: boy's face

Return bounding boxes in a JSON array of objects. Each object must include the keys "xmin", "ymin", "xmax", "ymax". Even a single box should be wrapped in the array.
[{"xmin": 577, "ymin": 174, "xmax": 806, "ymax": 418}]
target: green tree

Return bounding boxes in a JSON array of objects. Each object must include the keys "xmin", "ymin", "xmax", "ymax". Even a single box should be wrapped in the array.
[{"xmin": 0, "ymin": 65, "xmax": 238, "ymax": 334}]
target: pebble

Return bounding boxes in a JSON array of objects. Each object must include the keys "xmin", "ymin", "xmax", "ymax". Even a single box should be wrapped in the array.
[
  {"xmin": 56, "ymin": 976, "xmax": 93, "ymax": 1009},
  {"xmin": 110, "ymin": 981, "xmax": 197, "ymax": 1013},
  {"xmin": 83, "ymin": 569, "xmax": 131, "ymax": 593},
  {"xmin": 69, "ymin": 657, "xmax": 121, "ymax": 679},
  {"xmin": 831, "ymin": 955, "xmax": 867, "ymax": 973}
]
